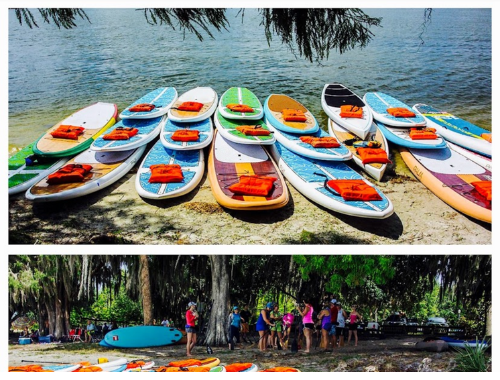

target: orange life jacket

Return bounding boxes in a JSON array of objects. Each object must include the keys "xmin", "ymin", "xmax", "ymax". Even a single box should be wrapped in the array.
[
  {"xmin": 471, "ymin": 180, "xmax": 492, "ymax": 201},
  {"xmin": 149, "ymin": 164, "xmax": 184, "ymax": 183},
  {"xmin": 50, "ymin": 125, "xmax": 85, "ymax": 140},
  {"xmin": 282, "ymin": 109, "xmax": 307, "ymax": 122},
  {"xmin": 356, "ymin": 148, "xmax": 391, "ymax": 165},
  {"xmin": 47, "ymin": 164, "xmax": 93, "ymax": 185},
  {"xmin": 261, "ymin": 367, "xmax": 299, "ymax": 372},
  {"xmin": 156, "ymin": 366, "xmax": 210, "ymax": 372},
  {"xmin": 386, "ymin": 107, "xmax": 416, "ymax": 118},
  {"xmin": 409, "ymin": 127, "xmax": 438, "ymax": 140},
  {"xmin": 481, "ymin": 133, "xmax": 492, "ymax": 143},
  {"xmin": 340, "ymin": 105, "xmax": 363, "ymax": 118},
  {"xmin": 129, "ymin": 103, "xmax": 155, "ymax": 112},
  {"xmin": 74, "ymin": 366, "xmax": 103, "ymax": 372},
  {"xmin": 177, "ymin": 101, "xmax": 204, "ymax": 112},
  {"xmin": 168, "ymin": 359, "xmax": 202, "ymax": 367},
  {"xmin": 224, "ymin": 363, "xmax": 253, "ymax": 372},
  {"xmin": 171, "ymin": 129, "xmax": 200, "ymax": 142},
  {"xmin": 103, "ymin": 127, "xmax": 139, "ymax": 140},
  {"xmin": 327, "ymin": 179, "xmax": 383, "ymax": 201},
  {"xmin": 300, "ymin": 136, "xmax": 340, "ymax": 148},
  {"xmin": 235, "ymin": 126, "xmax": 271, "ymax": 136},
  {"xmin": 9, "ymin": 365, "xmax": 53, "ymax": 372},
  {"xmin": 226, "ymin": 104, "xmax": 255, "ymax": 113},
  {"xmin": 126, "ymin": 361, "xmax": 146, "ymax": 369},
  {"xmin": 228, "ymin": 175, "xmax": 277, "ymax": 197}
]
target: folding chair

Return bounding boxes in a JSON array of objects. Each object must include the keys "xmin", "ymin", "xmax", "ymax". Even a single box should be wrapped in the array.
[{"xmin": 70, "ymin": 328, "xmax": 83, "ymax": 342}]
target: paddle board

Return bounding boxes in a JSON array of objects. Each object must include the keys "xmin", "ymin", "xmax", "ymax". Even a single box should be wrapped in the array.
[
  {"xmin": 91, "ymin": 115, "xmax": 166, "ymax": 152},
  {"xmin": 374, "ymin": 120, "xmax": 447, "ymax": 149},
  {"xmin": 241, "ymin": 364, "xmax": 259, "ymax": 372},
  {"xmin": 218, "ymin": 87, "xmax": 263, "ymax": 120},
  {"xmin": 214, "ymin": 110, "xmax": 275, "ymax": 145},
  {"xmin": 25, "ymin": 146, "xmax": 146, "ymax": 202},
  {"xmin": 42, "ymin": 364, "xmax": 81, "ymax": 372},
  {"xmin": 269, "ymin": 142, "xmax": 394, "ymax": 219},
  {"xmin": 364, "ymin": 92, "xmax": 426, "ymax": 127},
  {"xmin": 439, "ymin": 337, "xmax": 488, "ymax": 350},
  {"xmin": 264, "ymin": 94, "xmax": 319, "ymax": 134},
  {"xmin": 321, "ymin": 83, "xmax": 373, "ymax": 139},
  {"xmin": 328, "ymin": 119, "xmax": 389, "ymax": 182},
  {"xmin": 399, "ymin": 146, "xmax": 491, "ymax": 223},
  {"xmin": 412, "ymin": 103, "xmax": 491, "ymax": 157},
  {"xmin": 136, "ymin": 140, "xmax": 205, "ymax": 200},
  {"xmin": 168, "ymin": 87, "xmax": 218, "ymax": 123},
  {"xmin": 9, "ymin": 142, "xmax": 69, "ymax": 195},
  {"xmin": 447, "ymin": 141, "xmax": 492, "ymax": 171},
  {"xmin": 209, "ymin": 366, "xmax": 226, "ymax": 372},
  {"xmin": 33, "ymin": 102, "xmax": 118, "ymax": 157},
  {"xmin": 160, "ymin": 117, "xmax": 213, "ymax": 150},
  {"xmin": 119, "ymin": 87, "xmax": 177, "ymax": 119},
  {"xmin": 208, "ymin": 131, "xmax": 289, "ymax": 210},
  {"xmin": 102, "ymin": 326, "xmax": 182, "ymax": 348},
  {"xmin": 265, "ymin": 119, "xmax": 352, "ymax": 161}
]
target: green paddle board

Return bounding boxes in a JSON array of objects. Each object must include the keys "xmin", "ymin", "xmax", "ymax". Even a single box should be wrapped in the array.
[
  {"xmin": 218, "ymin": 87, "xmax": 263, "ymax": 120},
  {"xmin": 214, "ymin": 111, "xmax": 275, "ymax": 145}
]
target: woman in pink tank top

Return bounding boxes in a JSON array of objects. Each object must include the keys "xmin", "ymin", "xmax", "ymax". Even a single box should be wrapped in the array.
[
  {"xmin": 347, "ymin": 305, "xmax": 362, "ymax": 347},
  {"xmin": 297, "ymin": 297, "xmax": 314, "ymax": 353}
]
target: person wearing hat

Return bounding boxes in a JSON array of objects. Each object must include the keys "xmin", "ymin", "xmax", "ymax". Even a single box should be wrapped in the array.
[
  {"xmin": 227, "ymin": 306, "xmax": 245, "ymax": 349},
  {"xmin": 185, "ymin": 301, "xmax": 199, "ymax": 356},
  {"xmin": 335, "ymin": 302, "xmax": 348, "ymax": 348},
  {"xmin": 256, "ymin": 302, "xmax": 275, "ymax": 352},
  {"xmin": 329, "ymin": 299, "xmax": 339, "ymax": 348}
]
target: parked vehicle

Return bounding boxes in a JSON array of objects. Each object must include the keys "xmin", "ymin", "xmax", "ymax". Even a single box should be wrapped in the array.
[
  {"xmin": 424, "ymin": 317, "xmax": 448, "ymax": 327},
  {"xmin": 406, "ymin": 318, "xmax": 419, "ymax": 326},
  {"xmin": 383, "ymin": 313, "xmax": 407, "ymax": 326}
]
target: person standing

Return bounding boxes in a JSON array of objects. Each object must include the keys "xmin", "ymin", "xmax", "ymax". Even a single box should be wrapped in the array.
[
  {"xmin": 296, "ymin": 298, "xmax": 314, "ymax": 353},
  {"xmin": 347, "ymin": 305, "xmax": 362, "ymax": 347},
  {"xmin": 256, "ymin": 302, "xmax": 274, "ymax": 352},
  {"xmin": 161, "ymin": 317, "xmax": 170, "ymax": 327},
  {"xmin": 228, "ymin": 306, "xmax": 244, "ymax": 349},
  {"xmin": 329, "ymin": 299, "xmax": 339, "ymax": 348},
  {"xmin": 336, "ymin": 302, "xmax": 348, "ymax": 348},
  {"xmin": 85, "ymin": 319, "xmax": 95, "ymax": 343},
  {"xmin": 185, "ymin": 302, "xmax": 199, "ymax": 356},
  {"xmin": 317, "ymin": 302, "xmax": 331, "ymax": 350},
  {"xmin": 239, "ymin": 305, "xmax": 251, "ymax": 343},
  {"xmin": 270, "ymin": 303, "xmax": 285, "ymax": 349}
]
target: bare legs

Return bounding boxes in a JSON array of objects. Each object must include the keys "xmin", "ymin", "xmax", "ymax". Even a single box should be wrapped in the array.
[
  {"xmin": 347, "ymin": 329, "xmax": 358, "ymax": 346},
  {"xmin": 186, "ymin": 332, "xmax": 197, "ymax": 356},
  {"xmin": 303, "ymin": 327, "xmax": 312, "ymax": 353}
]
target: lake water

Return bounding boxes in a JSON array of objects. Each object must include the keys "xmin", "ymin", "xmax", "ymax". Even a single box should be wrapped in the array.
[{"xmin": 8, "ymin": 8, "xmax": 492, "ymax": 152}]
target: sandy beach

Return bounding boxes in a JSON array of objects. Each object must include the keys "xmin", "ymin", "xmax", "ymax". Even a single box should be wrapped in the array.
[{"xmin": 8, "ymin": 147, "xmax": 491, "ymax": 246}]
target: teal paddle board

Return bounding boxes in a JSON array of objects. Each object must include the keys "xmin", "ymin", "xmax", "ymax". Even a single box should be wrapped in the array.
[
  {"xmin": 374, "ymin": 120, "xmax": 447, "ymax": 149},
  {"xmin": 364, "ymin": 92, "xmax": 426, "ymax": 127},
  {"xmin": 214, "ymin": 110, "xmax": 275, "ymax": 145},
  {"xmin": 218, "ymin": 87, "xmax": 263, "ymax": 120},
  {"xmin": 103, "ymin": 326, "xmax": 182, "ymax": 348},
  {"xmin": 160, "ymin": 117, "xmax": 213, "ymax": 150},
  {"xmin": 119, "ymin": 87, "xmax": 178, "ymax": 119}
]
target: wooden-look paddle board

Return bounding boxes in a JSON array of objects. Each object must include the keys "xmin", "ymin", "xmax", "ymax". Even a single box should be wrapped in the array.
[
  {"xmin": 214, "ymin": 110, "xmax": 275, "ymax": 145},
  {"xmin": 447, "ymin": 141, "xmax": 492, "ymax": 171},
  {"xmin": 33, "ymin": 102, "xmax": 118, "ymax": 157},
  {"xmin": 25, "ymin": 146, "xmax": 146, "ymax": 202},
  {"xmin": 413, "ymin": 103, "xmax": 491, "ymax": 157},
  {"xmin": 119, "ymin": 87, "xmax": 178, "ymax": 119},
  {"xmin": 364, "ymin": 92, "xmax": 426, "ymax": 127},
  {"xmin": 160, "ymin": 117, "xmax": 213, "ymax": 150},
  {"xmin": 374, "ymin": 120, "xmax": 447, "ymax": 149},
  {"xmin": 270, "ymin": 142, "xmax": 394, "ymax": 219},
  {"xmin": 135, "ymin": 140, "xmax": 204, "ymax": 200},
  {"xmin": 91, "ymin": 115, "xmax": 166, "ymax": 152},
  {"xmin": 218, "ymin": 87, "xmax": 263, "ymax": 120},
  {"xmin": 328, "ymin": 119, "xmax": 389, "ymax": 182},
  {"xmin": 400, "ymin": 146, "xmax": 491, "ymax": 223},
  {"xmin": 168, "ymin": 87, "xmax": 218, "ymax": 123},
  {"xmin": 264, "ymin": 94, "xmax": 319, "ymax": 134},
  {"xmin": 321, "ymin": 83, "xmax": 373, "ymax": 139},
  {"xmin": 103, "ymin": 327, "xmax": 182, "ymax": 348},
  {"xmin": 208, "ymin": 131, "xmax": 289, "ymax": 210}
]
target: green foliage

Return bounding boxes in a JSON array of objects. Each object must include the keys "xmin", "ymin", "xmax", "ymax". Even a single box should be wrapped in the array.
[{"xmin": 453, "ymin": 338, "xmax": 491, "ymax": 372}]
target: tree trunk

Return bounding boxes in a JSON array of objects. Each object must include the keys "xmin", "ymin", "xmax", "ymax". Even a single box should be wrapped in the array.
[
  {"xmin": 139, "ymin": 255, "xmax": 153, "ymax": 325},
  {"xmin": 205, "ymin": 255, "xmax": 230, "ymax": 346},
  {"xmin": 485, "ymin": 303, "xmax": 492, "ymax": 337}
]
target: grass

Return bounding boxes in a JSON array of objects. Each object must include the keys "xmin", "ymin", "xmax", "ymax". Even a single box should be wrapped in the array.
[{"xmin": 452, "ymin": 338, "xmax": 491, "ymax": 372}]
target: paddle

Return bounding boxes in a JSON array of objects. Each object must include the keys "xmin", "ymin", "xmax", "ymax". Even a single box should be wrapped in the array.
[{"xmin": 21, "ymin": 360, "xmax": 72, "ymax": 365}]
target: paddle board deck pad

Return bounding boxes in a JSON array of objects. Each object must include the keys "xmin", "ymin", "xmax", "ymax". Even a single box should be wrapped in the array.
[
  {"xmin": 119, "ymin": 87, "xmax": 177, "ymax": 119},
  {"xmin": 136, "ymin": 140, "xmax": 204, "ymax": 200},
  {"xmin": 25, "ymin": 146, "xmax": 146, "ymax": 202},
  {"xmin": 328, "ymin": 119, "xmax": 389, "ymax": 182},
  {"xmin": 218, "ymin": 87, "xmax": 263, "ymax": 120},
  {"xmin": 270, "ymin": 142, "xmax": 394, "ymax": 219},
  {"xmin": 241, "ymin": 364, "xmax": 259, "ymax": 372},
  {"xmin": 264, "ymin": 94, "xmax": 319, "ymax": 134},
  {"xmin": 91, "ymin": 115, "xmax": 166, "ymax": 152},
  {"xmin": 42, "ymin": 364, "xmax": 81, "ymax": 372},
  {"xmin": 33, "ymin": 102, "xmax": 118, "ymax": 157},
  {"xmin": 448, "ymin": 141, "xmax": 492, "ymax": 171},
  {"xmin": 214, "ymin": 111, "xmax": 275, "ymax": 145},
  {"xmin": 413, "ymin": 103, "xmax": 491, "ymax": 157},
  {"xmin": 364, "ymin": 92, "xmax": 426, "ymax": 127},
  {"xmin": 168, "ymin": 87, "xmax": 218, "ymax": 123},
  {"xmin": 374, "ymin": 120, "xmax": 447, "ymax": 149},
  {"xmin": 9, "ymin": 143, "xmax": 70, "ymax": 195},
  {"xmin": 266, "ymin": 119, "xmax": 352, "ymax": 161},
  {"xmin": 102, "ymin": 326, "xmax": 182, "ymax": 348},
  {"xmin": 209, "ymin": 366, "xmax": 226, "ymax": 372},
  {"xmin": 321, "ymin": 83, "xmax": 373, "ymax": 139},
  {"xmin": 208, "ymin": 131, "xmax": 289, "ymax": 210},
  {"xmin": 400, "ymin": 146, "xmax": 491, "ymax": 223},
  {"xmin": 160, "ymin": 117, "xmax": 213, "ymax": 150}
]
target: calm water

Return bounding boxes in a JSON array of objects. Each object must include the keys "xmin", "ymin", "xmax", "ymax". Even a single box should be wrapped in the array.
[{"xmin": 8, "ymin": 8, "xmax": 492, "ymax": 152}]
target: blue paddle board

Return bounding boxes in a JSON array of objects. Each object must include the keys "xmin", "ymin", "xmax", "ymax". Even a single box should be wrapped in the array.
[
  {"xmin": 269, "ymin": 142, "xmax": 394, "ymax": 219},
  {"xmin": 160, "ymin": 117, "xmax": 213, "ymax": 150},
  {"xmin": 103, "ymin": 326, "xmax": 182, "ymax": 348},
  {"xmin": 364, "ymin": 92, "xmax": 426, "ymax": 127},
  {"xmin": 119, "ymin": 87, "xmax": 178, "ymax": 119},
  {"xmin": 135, "ymin": 140, "xmax": 204, "ymax": 200},
  {"xmin": 374, "ymin": 120, "xmax": 447, "ymax": 149}
]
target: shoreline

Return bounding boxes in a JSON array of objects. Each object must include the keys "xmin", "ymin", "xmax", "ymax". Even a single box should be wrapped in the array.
[{"xmin": 8, "ymin": 147, "xmax": 491, "ymax": 245}]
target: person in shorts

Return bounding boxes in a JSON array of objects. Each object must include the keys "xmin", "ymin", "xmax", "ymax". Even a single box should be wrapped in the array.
[
  {"xmin": 335, "ymin": 302, "xmax": 348, "ymax": 348},
  {"xmin": 329, "ymin": 299, "xmax": 339, "ymax": 348},
  {"xmin": 185, "ymin": 302, "xmax": 199, "ymax": 356}
]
